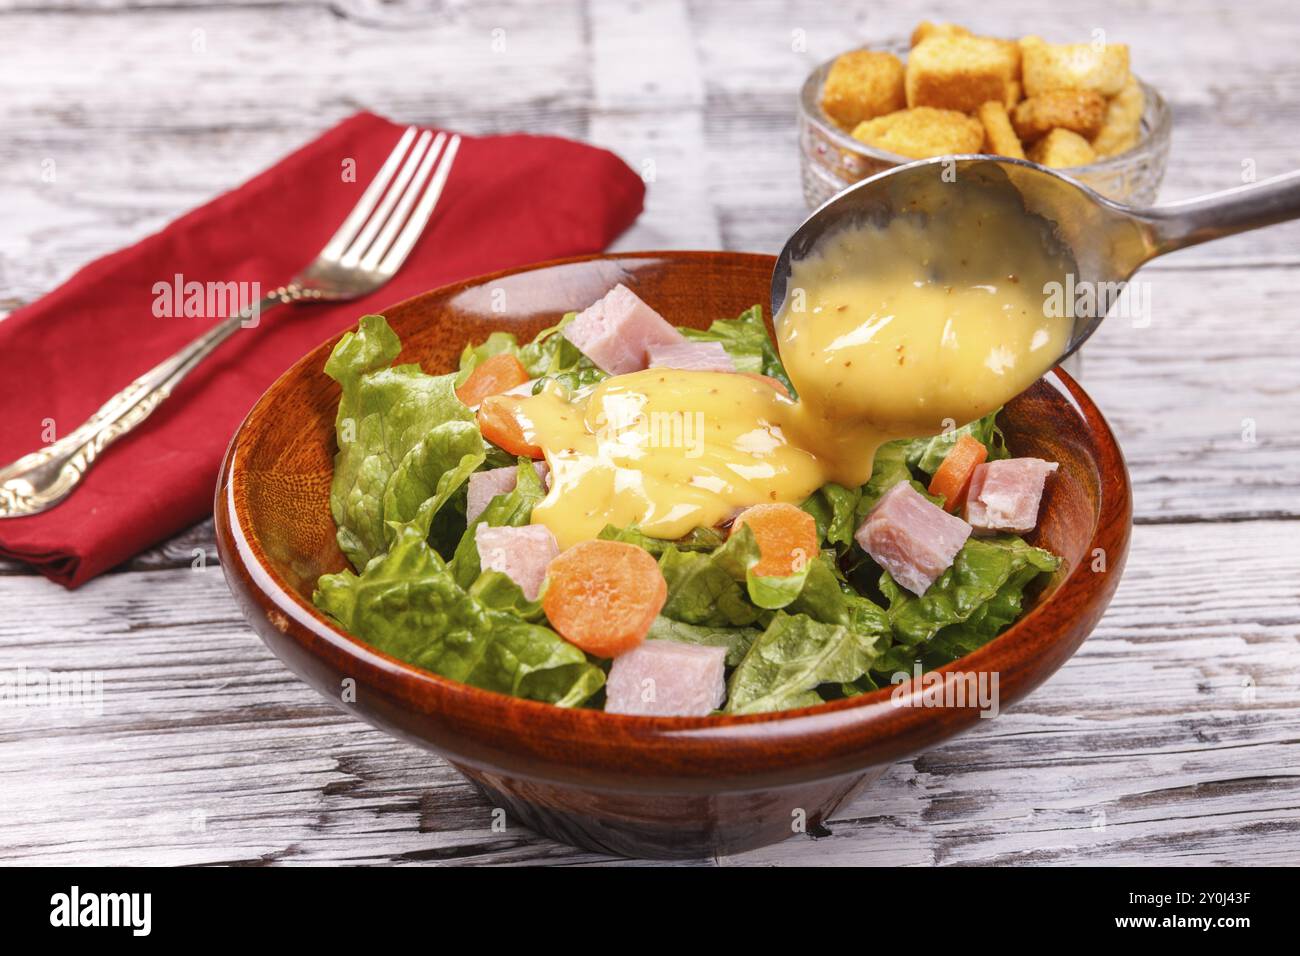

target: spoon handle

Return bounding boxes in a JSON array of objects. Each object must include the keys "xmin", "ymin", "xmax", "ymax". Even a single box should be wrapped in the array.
[{"xmin": 1142, "ymin": 170, "xmax": 1300, "ymax": 254}]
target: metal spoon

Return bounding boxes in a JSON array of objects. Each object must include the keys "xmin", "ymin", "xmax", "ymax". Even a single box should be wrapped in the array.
[{"xmin": 772, "ymin": 156, "xmax": 1300, "ymax": 363}]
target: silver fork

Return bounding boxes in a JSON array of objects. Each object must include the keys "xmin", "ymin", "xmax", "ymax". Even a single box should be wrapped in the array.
[{"xmin": 0, "ymin": 126, "xmax": 461, "ymax": 519}]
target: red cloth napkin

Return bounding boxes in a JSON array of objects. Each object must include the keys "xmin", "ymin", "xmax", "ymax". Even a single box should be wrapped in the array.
[{"xmin": 0, "ymin": 112, "xmax": 645, "ymax": 587}]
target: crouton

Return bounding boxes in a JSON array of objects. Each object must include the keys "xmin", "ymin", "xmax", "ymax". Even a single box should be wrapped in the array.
[
  {"xmin": 906, "ymin": 35, "xmax": 1021, "ymax": 114},
  {"xmin": 1005, "ymin": 79, "xmax": 1023, "ymax": 108},
  {"xmin": 977, "ymin": 101, "xmax": 1026, "ymax": 159},
  {"xmin": 1012, "ymin": 89, "xmax": 1107, "ymax": 142},
  {"xmin": 851, "ymin": 107, "xmax": 985, "ymax": 160},
  {"xmin": 1028, "ymin": 128, "xmax": 1097, "ymax": 168},
  {"xmin": 910, "ymin": 21, "xmax": 970, "ymax": 47},
  {"xmin": 820, "ymin": 50, "xmax": 907, "ymax": 129},
  {"xmin": 1091, "ymin": 73, "xmax": 1145, "ymax": 158},
  {"xmin": 1020, "ymin": 36, "xmax": 1130, "ymax": 96}
]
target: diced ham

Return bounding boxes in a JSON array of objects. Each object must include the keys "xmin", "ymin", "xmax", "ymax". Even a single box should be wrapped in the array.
[
  {"xmin": 964, "ymin": 458, "xmax": 1059, "ymax": 533},
  {"xmin": 474, "ymin": 524, "xmax": 559, "ymax": 601},
  {"xmin": 466, "ymin": 462, "xmax": 550, "ymax": 525},
  {"xmin": 605, "ymin": 641, "xmax": 727, "ymax": 717},
  {"xmin": 855, "ymin": 482, "xmax": 972, "ymax": 597},
  {"xmin": 646, "ymin": 340, "xmax": 736, "ymax": 373},
  {"xmin": 562, "ymin": 284, "xmax": 684, "ymax": 375}
]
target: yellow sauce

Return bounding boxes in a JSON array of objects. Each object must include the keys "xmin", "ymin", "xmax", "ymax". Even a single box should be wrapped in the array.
[
  {"xmin": 510, "ymin": 187, "xmax": 1074, "ymax": 547},
  {"xmin": 513, "ymin": 370, "xmax": 824, "ymax": 549}
]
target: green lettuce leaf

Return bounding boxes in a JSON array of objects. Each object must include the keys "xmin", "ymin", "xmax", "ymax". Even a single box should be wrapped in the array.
[
  {"xmin": 800, "ymin": 482, "xmax": 860, "ymax": 549},
  {"xmin": 598, "ymin": 523, "xmax": 726, "ymax": 556},
  {"xmin": 873, "ymin": 535, "xmax": 1059, "ymax": 675},
  {"xmin": 657, "ymin": 539, "xmax": 763, "ymax": 627},
  {"xmin": 645, "ymin": 616, "xmax": 760, "ymax": 667},
  {"xmin": 657, "ymin": 523, "xmax": 813, "ymax": 619},
  {"xmin": 854, "ymin": 440, "xmax": 940, "ymax": 522},
  {"xmin": 902, "ymin": 409, "xmax": 1010, "ymax": 477},
  {"xmin": 314, "ymin": 526, "xmax": 603, "ymax": 706},
  {"xmin": 680, "ymin": 305, "xmax": 795, "ymax": 395},
  {"xmin": 325, "ymin": 314, "xmax": 477, "ymax": 570},
  {"xmin": 724, "ymin": 612, "xmax": 887, "ymax": 715},
  {"xmin": 469, "ymin": 569, "xmax": 545, "ymax": 622},
  {"xmin": 381, "ymin": 420, "xmax": 485, "ymax": 543},
  {"xmin": 457, "ymin": 312, "xmax": 606, "ymax": 390}
]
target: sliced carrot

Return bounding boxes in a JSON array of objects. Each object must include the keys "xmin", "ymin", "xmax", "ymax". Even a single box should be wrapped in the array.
[
  {"xmin": 927, "ymin": 434, "xmax": 989, "ymax": 513},
  {"xmin": 477, "ymin": 395, "xmax": 544, "ymax": 459},
  {"xmin": 456, "ymin": 353, "xmax": 530, "ymax": 407},
  {"xmin": 740, "ymin": 371, "xmax": 791, "ymax": 399},
  {"xmin": 729, "ymin": 502, "xmax": 817, "ymax": 577},
  {"xmin": 542, "ymin": 540, "xmax": 667, "ymax": 658}
]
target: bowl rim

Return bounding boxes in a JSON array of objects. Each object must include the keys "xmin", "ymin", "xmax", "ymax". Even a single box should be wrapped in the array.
[
  {"xmin": 799, "ymin": 46, "xmax": 1172, "ymax": 176},
  {"xmin": 215, "ymin": 249, "xmax": 1132, "ymax": 788}
]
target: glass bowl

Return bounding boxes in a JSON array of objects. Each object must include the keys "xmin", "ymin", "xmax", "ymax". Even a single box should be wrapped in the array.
[{"xmin": 798, "ymin": 51, "xmax": 1172, "ymax": 210}]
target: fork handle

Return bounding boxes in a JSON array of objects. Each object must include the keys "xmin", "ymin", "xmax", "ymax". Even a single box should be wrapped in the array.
[{"xmin": 0, "ymin": 296, "xmax": 282, "ymax": 518}]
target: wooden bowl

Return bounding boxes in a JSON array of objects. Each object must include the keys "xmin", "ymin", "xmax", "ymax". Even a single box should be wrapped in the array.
[{"xmin": 215, "ymin": 251, "xmax": 1132, "ymax": 859}]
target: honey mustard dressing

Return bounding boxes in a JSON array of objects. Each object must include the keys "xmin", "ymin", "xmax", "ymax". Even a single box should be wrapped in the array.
[
  {"xmin": 509, "ymin": 191, "xmax": 1074, "ymax": 547},
  {"xmin": 514, "ymin": 370, "xmax": 824, "ymax": 549}
]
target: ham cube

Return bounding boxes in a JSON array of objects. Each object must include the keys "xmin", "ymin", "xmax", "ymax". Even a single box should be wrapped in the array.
[
  {"xmin": 605, "ymin": 641, "xmax": 727, "ymax": 716},
  {"xmin": 474, "ymin": 524, "xmax": 559, "ymax": 601},
  {"xmin": 466, "ymin": 462, "xmax": 550, "ymax": 525},
  {"xmin": 562, "ymin": 284, "xmax": 684, "ymax": 375},
  {"xmin": 856, "ymin": 482, "xmax": 972, "ymax": 597},
  {"xmin": 646, "ymin": 340, "xmax": 736, "ymax": 373},
  {"xmin": 964, "ymin": 458, "xmax": 1059, "ymax": 533}
]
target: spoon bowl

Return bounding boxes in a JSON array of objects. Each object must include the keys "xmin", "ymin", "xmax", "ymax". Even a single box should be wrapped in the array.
[{"xmin": 774, "ymin": 156, "xmax": 1300, "ymax": 362}]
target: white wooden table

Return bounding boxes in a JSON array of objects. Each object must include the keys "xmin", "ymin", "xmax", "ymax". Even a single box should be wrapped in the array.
[{"xmin": 2, "ymin": 0, "xmax": 1298, "ymax": 866}]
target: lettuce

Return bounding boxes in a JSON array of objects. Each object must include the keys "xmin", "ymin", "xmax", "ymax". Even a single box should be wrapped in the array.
[
  {"xmin": 902, "ymin": 409, "xmax": 1009, "ymax": 477},
  {"xmin": 598, "ymin": 523, "xmax": 726, "ymax": 556},
  {"xmin": 657, "ymin": 540, "xmax": 763, "ymax": 627},
  {"xmin": 800, "ymin": 482, "xmax": 859, "ymax": 549},
  {"xmin": 681, "ymin": 305, "xmax": 796, "ymax": 396},
  {"xmin": 645, "ymin": 616, "xmax": 760, "ymax": 667},
  {"xmin": 457, "ymin": 312, "xmax": 606, "ymax": 392},
  {"xmin": 314, "ymin": 526, "xmax": 603, "ymax": 706},
  {"xmin": 325, "ymin": 314, "xmax": 479, "ymax": 571},
  {"xmin": 724, "ymin": 612, "xmax": 887, "ymax": 714},
  {"xmin": 873, "ymin": 535, "xmax": 1060, "ymax": 675}
]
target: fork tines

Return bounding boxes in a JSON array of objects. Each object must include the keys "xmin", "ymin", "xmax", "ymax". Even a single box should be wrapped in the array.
[{"xmin": 320, "ymin": 126, "xmax": 461, "ymax": 276}]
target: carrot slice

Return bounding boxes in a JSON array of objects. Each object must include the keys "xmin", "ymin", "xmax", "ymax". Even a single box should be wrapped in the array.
[
  {"xmin": 542, "ymin": 540, "xmax": 667, "ymax": 658},
  {"xmin": 477, "ymin": 395, "xmax": 544, "ymax": 459},
  {"xmin": 456, "ymin": 353, "xmax": 530, "ymax": 407},
  {"xmin": 740, "ymin": 371, "xmax": 791, "ymax": 399},
  {"xmin": 729, "ymin": 502, "xmax": 817, "ymax": 577},
  {"xmin": 927, "ymin": 434, "xmax": 989, "ymax": 513}
]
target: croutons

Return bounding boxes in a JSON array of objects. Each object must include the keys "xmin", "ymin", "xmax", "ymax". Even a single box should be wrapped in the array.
[
  {"xmin": 977, "ymin": 101, "xmax": 1026, "ymax": 159},
  {"xmin": 906, "ymin": 35, "xmax": 1021, "ymax": 114},
  {"xmin": 910, "ymin": 21, "xmax": 970, "ymax": 47},
  {"xmin": 1012, "ymin": 89, "xmax": 1107, "ymax": 142},
  {"xmin": 1020, "ymin": 36, "xmax": 1130, "ymax": 96},
  {"xmin": 851, "ymin": 107, "xmax": 985, "ymax": 160},
  {"xmin": 820, "ymin": 50, "xmax": 907, "ymax": 129},
  {"xmin": 1028, "ymin": 127, "xmax": 1097, "ymax": 168},
  {"xmin": 818, "ymin": 23, "xmax": 1145, "ymax": 174},
  {"xmin": 1091, "ymin": 73, "xmax": 1145, "ymax": 158}
]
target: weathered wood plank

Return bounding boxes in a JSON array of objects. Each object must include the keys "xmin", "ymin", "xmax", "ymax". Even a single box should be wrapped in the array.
[{"xmin": 0, "ymin": 519, "xmax": 1295, "ymax": 865}]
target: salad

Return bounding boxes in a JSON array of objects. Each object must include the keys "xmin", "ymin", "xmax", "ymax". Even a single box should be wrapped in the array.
[{"xmin": 313, "ymin": 289, "xmax": 1061, "ymax": 717}]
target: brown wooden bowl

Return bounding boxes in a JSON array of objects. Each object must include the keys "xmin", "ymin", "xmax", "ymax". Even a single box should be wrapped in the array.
[{"xmin": 215, "ymin": 251, "xmax": 1132, "ymax": 859}]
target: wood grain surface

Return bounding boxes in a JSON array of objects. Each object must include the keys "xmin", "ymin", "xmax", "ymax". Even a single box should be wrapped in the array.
[{"xmin": 1, "ymin": 0, "xmax": 1297, "ymax": 865}]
